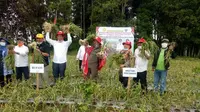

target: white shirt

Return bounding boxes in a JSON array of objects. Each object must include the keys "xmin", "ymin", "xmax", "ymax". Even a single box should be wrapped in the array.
[
  {"xmin": 76, "ymin": 45, "xmax": 85, "ymax": 60},
  {"xmin": 116, "ymin": 43, "xmax": 124, "ymax": 52},
  {"xmin": 134, "ymin": 48, "xmax": 150, "ymax": 72},
  {"xmin": 14, "ymin": 45, "xmax": 29, "ymax": 67},
  {"xmin": 46, "ymin": 32, "xmax": 72, "ymax": 64}
]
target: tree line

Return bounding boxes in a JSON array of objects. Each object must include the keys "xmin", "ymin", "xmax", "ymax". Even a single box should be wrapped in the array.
[{"xmin": 0, "ymin": 0, "xmax": 200, "ymax": 57}]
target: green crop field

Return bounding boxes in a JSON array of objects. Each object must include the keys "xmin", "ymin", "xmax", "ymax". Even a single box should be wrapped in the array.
[{"xmin": 0, "ymin": 53, "xmax": 200, "ymax": 112}]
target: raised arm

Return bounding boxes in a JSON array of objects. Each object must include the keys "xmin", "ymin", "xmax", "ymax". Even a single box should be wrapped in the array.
[
  {"xmin": 45, "ymin": 32, "xmax": 56, "ymax": 46},
  {"xmin": 65, "ymin": 33, "xmax": 72, "ymax": 47}
]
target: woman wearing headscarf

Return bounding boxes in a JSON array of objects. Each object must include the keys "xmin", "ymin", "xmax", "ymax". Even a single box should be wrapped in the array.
[{"xmin": 0, "ymin": 38, "xmax": 13, "ymax": 87}]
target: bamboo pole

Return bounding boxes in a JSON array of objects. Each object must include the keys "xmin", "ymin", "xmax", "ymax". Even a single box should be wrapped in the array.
[
  {"xmin": 127, "ymin": 77, "xmax": 132, "ymax": 95},
  {"xmin": 127, "ymin": 50, "xmax": 135, "ymax": 95},
  {"xmin": 36, "ymin": 73, "xmax": 39, "ymax": 91}
]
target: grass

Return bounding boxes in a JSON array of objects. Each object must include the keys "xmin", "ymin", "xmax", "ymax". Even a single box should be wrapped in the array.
[{"xmin": 0, "ymin": 53, "xmax": 200, "ymax": 111}]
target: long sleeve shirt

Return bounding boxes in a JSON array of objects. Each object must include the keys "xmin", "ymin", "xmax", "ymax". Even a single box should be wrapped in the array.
[
  {"xmin": 14, "ymin": 45, "xmax": 29, "ymax": 67},
  {"xmin": 134, "ymin": 48, "xmax": 150, "ymax": 72},
  {"xmin": 76, "ymin": 45, "xmax": 85, "ymax": 60},
  {"xmin": 46, "ymin": 32, "xmax": 72, "ymax": 64}
]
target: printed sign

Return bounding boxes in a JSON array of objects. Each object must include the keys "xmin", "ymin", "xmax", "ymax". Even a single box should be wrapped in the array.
[
  {"xmin": 96, "ymin": 27, "xmax": 134, "ymax": 53},
  {"xmin": 30, "ymin": 64, "xmax": 44, "ymax": 73},
  {"xmin": 123, "ymin": 68, "xmax": 137, "ymax": 77}
]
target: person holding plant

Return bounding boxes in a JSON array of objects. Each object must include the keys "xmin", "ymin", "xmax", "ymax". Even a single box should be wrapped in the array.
[
  {"xmin": 34, "ymin": 33, "xmax": 51, "ymax": 87},
  {"xmin": 45, "ymin": 28, "xmax": 72, "ymax": 83},
  {"xmin": 133, "ymin": 38, "xmax": 150, "ymax": 94},
  {"xmin": 87, "ymin": 37, "xmax": 102, "ymax": 80},
  {"xmin": 152, "ymin": 39, "xmax": 176, "ymax": 95},
  {"xmin": 76, "ymin": 39, "xmax": 86, "ymax": 72},
  {"xmin": 0, "ymin": 38, "xmax": 13, "ymax": 87},
  {"xmin": 14, "ymin": 38, "xmax": 29, "ymax": 81},
  {"xmin": 82, "ymin": 39, "xmax": 92, "ymax": 79},
  {"xmin": 119, "ymin": 41, "xmax": 132, "ymax": 88}
]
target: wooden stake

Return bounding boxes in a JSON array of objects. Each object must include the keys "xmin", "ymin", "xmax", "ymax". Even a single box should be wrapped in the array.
[
  {"xmin": 127, "ymin": 77, "xmax": 132, "ymax": 95},
  {"xmin": 36, "ymin": 73, "xmax": 39, "ymax": 91}
]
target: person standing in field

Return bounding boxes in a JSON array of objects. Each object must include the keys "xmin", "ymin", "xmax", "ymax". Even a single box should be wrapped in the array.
[
  {"xmin": 119, "ymin": 41, "xmax": 132, "ymax": 88},
  {"xmin": 14, "ymin": 38, "xmax": 29, "ymax": 81},
  {"xmin": 76, "ymin": 39, "xmax": 85, "ymax": 72},
  {"xmin": 0, "ymin": 38, "xmax": 13, "ymax": 87},
  {"xmin": 152, "ymin": 39, "xmax": 176, "ymax": 95},
  {"xmin": 87, "ymin": 37, "xmax": 102, "ymax": 80},
  {"xmin": 133, "ymin": 38, "xmax": 150, "ymax": 94},
  {"xmin": 46, "ymin": 28, "xmax": 72, "ymax": 83},
  {"xmin": 35, "ymin": 33, "xmax": 51, "ymax": 87},
  {"xmin": 81, "ymin": 39, "xmax": 92, "ymax": 79}
]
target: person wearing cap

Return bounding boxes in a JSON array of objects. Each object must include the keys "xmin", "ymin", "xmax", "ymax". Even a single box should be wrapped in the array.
[
  {"xmin": 118, "ymin": 41, "xmax": 132, "ymax": 87},
  {"xmin": 34, "ymin": 33, "xmax": 51, "ymax": 87},
  {"xmin": 45, "ymin": 29, "xmax": 72, "ymax": 82},
  {"xmin": 152, "ymin": 38, "xmax": 176, "ymax": 95},
  {"xmin": 133, "ymin": 38, "xmax": 150, "ymax": 94},
  {"xmin": 0, "ymin": 38, "xmax": 13, "ymax": 87},
  {"xmin": 14, "ymin": 38, "xmax": 29, "ymax": 81},
  {"xmin": 120, "ymin": 40, "xmax": 132, "ymax": 54},
  {"xmin": 87, "ymin": 36, "xmax": 102, "ymax": 80},
  {"xmin": 76, "ymin": 39, "xmax": 86, "ymax": 72}
]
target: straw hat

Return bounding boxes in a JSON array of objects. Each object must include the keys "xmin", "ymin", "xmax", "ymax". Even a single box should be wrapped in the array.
[{"xmin": 79, "ymin": 39, "xmax": 88, "ymax": 45}]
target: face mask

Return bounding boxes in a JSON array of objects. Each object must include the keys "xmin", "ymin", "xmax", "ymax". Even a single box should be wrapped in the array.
[
  {"xmin": 0, "ymin": 42, "xmax": 6, "ymax": 46},
  {"xmin": 37, "ymin": 42, "xmax": 42, "ymax": 45},
  {"xmin": 123, "ymin": 48, "xmax": 128, "ymax": 50},
  {"xmin": 138, "ymin": 46, "xmax": 142, "ymax": 49},
  {"xmin": 161, "ymin": 43, "xmax": 168, "ymax": 48},
  {"xmin": 95, "ymin": 44, "xmax": 100, "ymax": 48}
]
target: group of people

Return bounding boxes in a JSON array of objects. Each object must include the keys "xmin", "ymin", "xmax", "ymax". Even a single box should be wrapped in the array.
[
  {"xmin": 0, "ymin": 28, "xmax": 105, "ymax": 88},
  {"xmin": 77, "ymin": 37, "xmax": 104, "ymax": 80},
  {"xmin": 77, "ymin": 37, "xmax": 176, "ymax": 95},
  {"xmin": 0, "ymin": 29, "xmax": 72, "ymax": 87},
  {"xmin": 120, "ymin": 38, "xmax": 175, "ymax": 95},
  {"xmin": 0, "ymin": 29, "xmax": 175, "ymax": 95}
]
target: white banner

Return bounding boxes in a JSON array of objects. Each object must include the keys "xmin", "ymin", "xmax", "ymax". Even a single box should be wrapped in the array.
[
  {"xmin": 30, "ymin": 64, "xmax": 44, "ymax": 73},
  {"xmin": 123, "ymin": 68, "xmax": 137, "ymax": 78},
  {"xmin": 96, "ymin": 27, "xmax": 134, "ymax": 53}
]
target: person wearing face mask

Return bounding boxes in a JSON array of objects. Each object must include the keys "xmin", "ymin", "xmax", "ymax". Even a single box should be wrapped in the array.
[
  {"xmin": 120, "ymin": 40, "xmax": 132, "ymax": 54},
  {"xmin": 133, "ymin": 38, "xmax": 150, "ymax": 94},
  {"xmin": 14, "ymin": 38, "xmax": 29, "ymax": 81},
  {"xmin": 118, "ymin": 41, "xmax": 132, "ymax": 88},
  {"xmin": 87, "ymin": 37, "xmax": 102, "ymax": 80},
  {"xmin": 0, "ymin": 38, "xmax": 13, "ymax": 87},
  {"xmin": 152, "ymin": 38, "xmax": 176, "ymax": 95},
  {"xmin": 46, "ymin": 29, "xmax": 72, "ymax": 83},
  {"xmin": 33, "ymin": 33, "xmax": 51, "ymax": 88}
]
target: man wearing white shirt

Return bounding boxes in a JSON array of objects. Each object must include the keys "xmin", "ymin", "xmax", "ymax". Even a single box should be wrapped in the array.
[
  {"xmin": 134, "ymin": 38, "xmax": 150, "ymax": 93},
  {"xmin": 14, "ymin": 38, "xmax": 29, "ymax": 81},
  {"xmin": 46, "ymin": 30, "xmax": 72, "ymax": 82}
]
